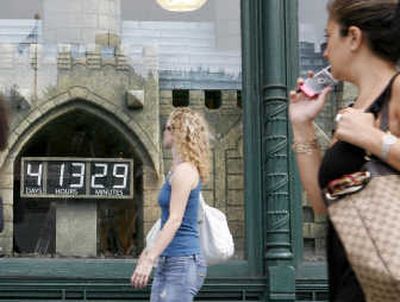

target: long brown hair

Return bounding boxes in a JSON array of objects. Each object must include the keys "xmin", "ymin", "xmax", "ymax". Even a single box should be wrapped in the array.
[{"xmin": 327, "ymin": 0, "xmax": 400, "ymax": 64}]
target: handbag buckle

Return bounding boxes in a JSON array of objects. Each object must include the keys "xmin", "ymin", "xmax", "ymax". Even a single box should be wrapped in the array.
[{"xmin": 325, "ymin": 171, "xmax": 371, "ymax": 201}]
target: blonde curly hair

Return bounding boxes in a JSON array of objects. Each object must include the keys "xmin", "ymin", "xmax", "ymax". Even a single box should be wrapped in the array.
[{"xmin": 168, "ymin": 108, "xmax": 211, "ymax": 183}]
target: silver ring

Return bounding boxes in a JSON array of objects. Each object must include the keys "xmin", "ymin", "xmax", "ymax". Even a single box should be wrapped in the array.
[{"xmin": 335, "ymin": 113, "xmax": 343, "ymax": 123}]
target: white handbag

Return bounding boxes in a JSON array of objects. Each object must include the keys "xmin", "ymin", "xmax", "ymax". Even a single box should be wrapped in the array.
[
  {"xmin": 145, "ymin": 218, "xmax": 161, "ymax": 250},
  {"xmin": 145, "ymin": 193, "xmax": 235, "ymax": 265},
  {"xmin": 197, "ymin": 193, "xmax": 234, "ymax": 265}
]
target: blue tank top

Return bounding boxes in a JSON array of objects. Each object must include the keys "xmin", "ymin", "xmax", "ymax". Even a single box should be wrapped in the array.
[{"xmin": 158, "ymin": 176, "xmax": 202, "ymax": 256}]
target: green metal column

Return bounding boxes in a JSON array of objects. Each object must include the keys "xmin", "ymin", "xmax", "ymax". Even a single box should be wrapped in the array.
[
  {"xmin": 241, "ymin": 0, "xmax": 265, "ymax": 278},
  {"xmin": 261, "ymin": 0, "xmax": 298, "ymax": 301},
  {"xmin": 241, "ymin": 1, "xmax": 299, "ymax": 298}
]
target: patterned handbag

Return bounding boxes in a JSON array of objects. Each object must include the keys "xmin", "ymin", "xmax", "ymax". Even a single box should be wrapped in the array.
[
  {"xmin": 328, "ymin": 168, "xmax": 400, "ymax": 301},
  {"xmin": 326, "ymin": 80, "xmax": 400, "ymax": 301}
]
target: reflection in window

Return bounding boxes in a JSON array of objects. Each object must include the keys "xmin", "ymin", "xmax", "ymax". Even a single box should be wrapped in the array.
[
  {"xmin": 205, "ymin": 90, "xmax": 222, "ymax": 109},
  {"xmin": 13, "ymin": 111, "xmax": 140, "ymax": 258},
  {"xmin": 172, "ymin": 90, "xmax": 190, "ymax": 107},
  {"xmin": 299, "ymin": 0, "xmax": 356, "ymax": 261},
  {"xmin": 0, "ymin": 0, "xmax": 244, "ymax": 260},
  {"xmin": 299, "ymin": 0, "xmax": 329, "ymax": 262}
]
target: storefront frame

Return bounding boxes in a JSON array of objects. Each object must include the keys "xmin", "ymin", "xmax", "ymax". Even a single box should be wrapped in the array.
[{"xmin": 0, "ymin": 1, "xmax": 329, "ymax": 301}]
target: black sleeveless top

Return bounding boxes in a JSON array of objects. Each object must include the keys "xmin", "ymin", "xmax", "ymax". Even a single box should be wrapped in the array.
[{"xmin": 318, "ymin": 73, "xmax": 399, "ymax": 302}]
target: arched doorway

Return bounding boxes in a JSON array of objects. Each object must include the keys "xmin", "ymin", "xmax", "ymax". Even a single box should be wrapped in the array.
[{"xmin": 13, "ymin": 101, "xmax": 147, "ymax": 258}]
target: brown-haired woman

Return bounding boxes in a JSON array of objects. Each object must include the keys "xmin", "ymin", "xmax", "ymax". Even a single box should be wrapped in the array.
[
  {"xmin": 131, "ymin": 108, "xmax": 210, "ymax": 301},
  {"xmin": 289, "ymin": 1, "xmax": 400, "ymax": 301}
]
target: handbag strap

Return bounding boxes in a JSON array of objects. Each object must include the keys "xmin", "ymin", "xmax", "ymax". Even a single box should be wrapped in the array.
[
  {"xmin": 362, "ymin": 72, "xmax": 400, "ymax": 176},
  {"xmin": 381, "ymin": 73, "xmax": 400, "ymax": 130},
  {"xmin": 370, "ymin": 72, "xmax": 400, "ymax": 131},
  {"xmin": 325, "ymin": 73, "xmax": 400, "ymax": 201}
]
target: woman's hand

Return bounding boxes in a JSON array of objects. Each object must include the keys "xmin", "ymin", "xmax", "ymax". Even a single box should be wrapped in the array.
[
  {"xmin": 335, "ymin": 107, "xmax": 376, "ymax": 147},
  {"xmin": 289, "ymin": 75, "xmax": 332, "ymax": 125},
  {"xmin": 130, "ymin": 251, "xmax": 155, "ymax": 289}
]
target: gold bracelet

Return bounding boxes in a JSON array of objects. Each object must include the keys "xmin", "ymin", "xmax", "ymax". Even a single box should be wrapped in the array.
[{"xmin": 292, "ymin": 138, "xmax": 320, "ymax": 155}]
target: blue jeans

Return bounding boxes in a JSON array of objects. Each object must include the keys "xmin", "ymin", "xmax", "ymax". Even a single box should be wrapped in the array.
[{"xmin": 150, "ymin": 254, "xmax": 207, "ymax": 302}]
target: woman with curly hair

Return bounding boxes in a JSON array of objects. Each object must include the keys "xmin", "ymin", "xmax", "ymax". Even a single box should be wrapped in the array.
[{"xmin": 131, "ymin": 107, "xmax": 210, "ymax": 301}]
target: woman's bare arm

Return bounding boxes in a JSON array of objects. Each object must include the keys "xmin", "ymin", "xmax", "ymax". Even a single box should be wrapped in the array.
[
  {"xmin": 360, "ymin": 77, "xmax": 400, "ymax": 170},
  {"xmin": 292, "ymin": 121, "xmax": 327, "ymax": 215},
  {"xmin": 145, "ymin": 163, "xmax": 198, "ymax": 261},
  {"xmin": 131, "ymin": 163, "xmax": 198, "ymax": 288},
  {"xmin": 335, "ymin": 77, "xmax": 400, "ymax": 171}
]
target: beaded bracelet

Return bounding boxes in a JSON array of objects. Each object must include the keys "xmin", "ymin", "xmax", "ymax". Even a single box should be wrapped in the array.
[{"xmin": 292, "ymin": 138, "xmax": 320, "ymax": 155}]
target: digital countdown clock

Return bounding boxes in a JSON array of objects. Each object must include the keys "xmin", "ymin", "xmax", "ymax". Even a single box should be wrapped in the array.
[{"xmin": 21, "ymin": 157, "xmax": 134, "ymax": 199}]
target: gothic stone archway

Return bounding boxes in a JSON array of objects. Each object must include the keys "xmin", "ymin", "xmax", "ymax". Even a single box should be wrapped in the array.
[{"xmin": 0, "ymin": 89, "xmax": 161, "ymax": 255}]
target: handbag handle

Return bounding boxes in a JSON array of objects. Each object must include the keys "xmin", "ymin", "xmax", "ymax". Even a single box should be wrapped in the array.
[
  {"xmin": 375, "ymin": 72, "xmax": 400, "ymax": 131},
  {"xmin": 363, "ymin": 72, "xmax": 400, "ymax": 176}
]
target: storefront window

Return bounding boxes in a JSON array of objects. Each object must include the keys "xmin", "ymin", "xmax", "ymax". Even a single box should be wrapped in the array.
[
  {"xmin": 0, "ymin": 0, "xmax": 244, "ymax": 260},
  {"xmin": 299, "ymin": 0, "xmax": 356, "ymax": 261}
]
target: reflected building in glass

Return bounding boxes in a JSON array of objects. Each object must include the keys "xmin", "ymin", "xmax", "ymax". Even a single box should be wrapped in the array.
[
  {"xmin": 0, "ymin": 0, "xmax": 244, "ymax": 260},
  {"xmin": 0, "ymin": 0, "xmax": 351, "ymax": 301}
]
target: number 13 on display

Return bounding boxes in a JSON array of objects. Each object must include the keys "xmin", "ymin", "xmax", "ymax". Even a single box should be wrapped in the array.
[{"xmin": 21, "ymin": 157, "xmax": 133, "ymax": 199}]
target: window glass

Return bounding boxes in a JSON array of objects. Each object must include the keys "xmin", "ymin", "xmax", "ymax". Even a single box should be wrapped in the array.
[
  {"xmin": 0, "ymin": 0, "xmax": 244, "ymax": 260},
  {"xmin": 299, "ymin": 0, "xmax": 357, "ymax": 261}
]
